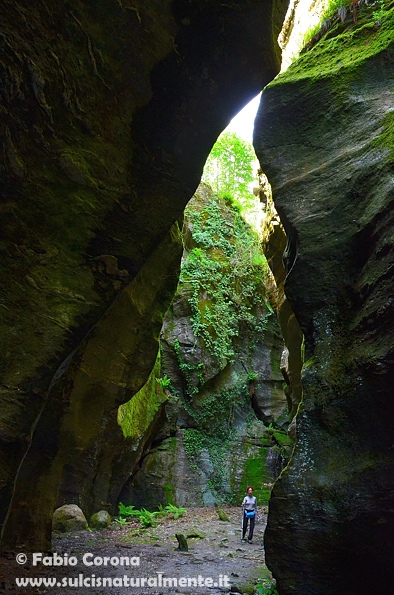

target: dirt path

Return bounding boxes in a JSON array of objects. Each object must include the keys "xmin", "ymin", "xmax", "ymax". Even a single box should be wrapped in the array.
[{"xmin": 0, "ymin": 507, "xmax": 275, "ymax": 594}]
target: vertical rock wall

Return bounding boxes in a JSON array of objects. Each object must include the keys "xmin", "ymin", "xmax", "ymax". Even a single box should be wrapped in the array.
[
  {"xmin": 120, "ymin": 185, "xmax": 290, "ymax": 510},
  {"xmin": 0, "ymin": 0, "xmax": 287, "ymax": 551},
  {"xmin": 260, "ymin": 180, "xmax": 303, "ymax": 421},
  {"xmin": 254, "ymin": 5, "xmax": 394, "ymax": 593}
]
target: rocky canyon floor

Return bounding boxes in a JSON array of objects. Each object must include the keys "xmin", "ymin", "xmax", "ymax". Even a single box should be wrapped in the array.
[{"xmin": 0, "ymin": 507, "xmax": 273, "ymax": 594}]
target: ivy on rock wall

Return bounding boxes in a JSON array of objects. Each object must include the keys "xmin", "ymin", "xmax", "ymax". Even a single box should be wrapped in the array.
[{"xmin": 180, "ymin": 183, "xmax": 272, "ymax": 371}]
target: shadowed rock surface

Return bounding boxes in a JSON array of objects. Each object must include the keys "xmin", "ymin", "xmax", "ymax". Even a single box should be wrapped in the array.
[
  {"xmin": 0, "ymin": 0, "xmax": 287, "ymax": 551},
  {"xmin": 254, "ymin": 5, "xmax": 394, "ymax": 594}
]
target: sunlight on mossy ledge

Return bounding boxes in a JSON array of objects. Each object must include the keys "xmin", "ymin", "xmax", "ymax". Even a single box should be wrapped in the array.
[
  {"xmin": 274, "ymin": 0, "xmax": 394, "ymax": 84},
  {"xmin": 278, "ymin": 0, "xmax": 392, "ymax": 72}
]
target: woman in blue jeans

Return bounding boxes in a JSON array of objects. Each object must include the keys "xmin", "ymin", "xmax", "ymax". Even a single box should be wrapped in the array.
[{"xmin": 241, "ymin": 485, "xmax": 258, "ymax": 543}]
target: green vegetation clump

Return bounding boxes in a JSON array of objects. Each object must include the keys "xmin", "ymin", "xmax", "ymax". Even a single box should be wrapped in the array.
[
  {"xmin": 160, "ymin": 503, "xmax": 187, "ymax": 519},
  {"xmin": 303, "ymin": 0, "xmax": 352, "ymax": 47},
  {"xmin": 183, "ymin": 428, "xmax": 206, "ymax": 470},
  {"xmin": 255, "ymin": 566, "xmax": 279, "ymax": 594},
  {"xmin": 278, "ymin": 0, "xmax": 394, "ymax": 84},
  {"xmin": 164, "ymin": 186, "xmax": 281, "ymax": 503},
  {"xmin": 173, "ymin": 338, "xmax": 204, "ymax": 396},
  {"xmin": 247, "ymin": 370, "xmax": 259, "ymax": 382},
  {"xmin": 201, "ymin": 131, "xmax": 256, "ymax": 206},
  {"xmin": 117, "ymin": 502, "xmax": 186, "ymax": 528},
  {"xmin": 189, "ymin": 386, "xmax": 245, "ymax": 439},
  {"xmin": 372, "ymin": 109, "xmax": 394, "ymax": 160},
  {"xmin": 256, "ymin": 579, "xmax": 279, "ymax": 595},
  {"xmin": 303, "ymin": 0, "xmax": 393, "ymax": 47},
  {"xmin": 183, "ymin": 426, "xmax": 236, "ymax": 498},
  {"xmin": 180, "ymin": 195, "xmax": 271, "ymax": 368},
  {"xmin": 156, "ymin": 374, "xmax": 171, "ymax": 388},
  {"xmin": 118, "ymin": 502, "xmax": 139, "ymax": 519}
]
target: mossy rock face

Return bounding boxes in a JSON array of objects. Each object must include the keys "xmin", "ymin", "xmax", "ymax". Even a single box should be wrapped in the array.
[
  {"xmin": 230, "ymin": 580, "xmax": 255, "ymax": 595},
  {"xmin": 117, "ymin": 352, "xmax": 169, "ymax": 441},
  {"xmin": 239, "ymin": 444, "xmax": 276, "ymax": 506},
  {"xmin": 133, "ymin": 186, "xmax": 289, "ymax": 508},
  {"xmin": 1, "ymin": 225, "xmax": 183, "ymax": 552},
  {"xmin": 120, "ymin": 436, "xmax": 179, "ymax": 510},
  {"xmin": 254, "ymin": 4, "xmax": 394, "ymax": 593},
  {"xmin": 186, "ymin": 529, "xmax": 206, "ymax": 539}
]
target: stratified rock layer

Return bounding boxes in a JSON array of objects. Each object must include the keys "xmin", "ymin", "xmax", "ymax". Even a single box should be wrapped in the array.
[{"xmin": 254, "ymin": 6, "xmax": 394, "ymax": 594}]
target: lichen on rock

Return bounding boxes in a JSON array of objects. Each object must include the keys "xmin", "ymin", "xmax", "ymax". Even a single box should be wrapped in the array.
[{"xmin": 89, "ymin": 510, "xmax": 112, "ymax": 530}]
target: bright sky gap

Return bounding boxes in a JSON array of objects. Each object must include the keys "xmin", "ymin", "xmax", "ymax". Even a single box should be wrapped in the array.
[{"xmin": 225, "ymin": 94, "xmax": 261, "ymax": 144}]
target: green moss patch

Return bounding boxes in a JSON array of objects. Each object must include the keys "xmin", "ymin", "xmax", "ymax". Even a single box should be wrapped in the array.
[
  {"xmin": 240, "ymin": 446, "xmax": 273, "ymax": 505},
  {"xmin": 117, "ymin": 352, "xmax": 168, "ymax": 439},
  {"xmin": 274, "ymin": 2, "xmax": 394, "ymax": 85},
  {"xmin": 372, "ymin": 109, "xmax": 394, "ymax": 160}
]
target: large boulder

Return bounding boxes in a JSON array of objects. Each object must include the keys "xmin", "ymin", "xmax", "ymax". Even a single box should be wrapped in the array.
[
  {"xmin": 89, "ymin": 510, "xmax": 112, "ymax": 530},
  {"xmin": 52, "ymin": 505, "xmax": 88, "ymax": 533}
]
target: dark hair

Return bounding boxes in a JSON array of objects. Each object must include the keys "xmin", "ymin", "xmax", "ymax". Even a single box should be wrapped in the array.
[{"xmin": 246, "ymin": 486, "xmax": 254, "ymax": 492}]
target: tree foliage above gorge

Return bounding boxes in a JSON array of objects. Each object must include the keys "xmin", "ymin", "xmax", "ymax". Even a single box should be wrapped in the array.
[{"xmin": 201, "ymin": 131, "xmax": 257, "ymax": 206}]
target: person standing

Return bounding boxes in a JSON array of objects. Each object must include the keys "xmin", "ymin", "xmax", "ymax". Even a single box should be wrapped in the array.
[{"xmin": 241, "ymin": 485, "xmax": 258, "ymax": 543}]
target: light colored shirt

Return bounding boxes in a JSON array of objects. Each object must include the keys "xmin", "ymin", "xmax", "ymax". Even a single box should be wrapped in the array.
[{"xmin": 242, "ymin": 494, "xmax": 257, "ymax": 512}]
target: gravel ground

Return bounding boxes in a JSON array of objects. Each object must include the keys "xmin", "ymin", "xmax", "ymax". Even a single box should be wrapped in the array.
[{"xmin": 0, "ymin": 507, "xmax": 273, "ymax": 595}]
